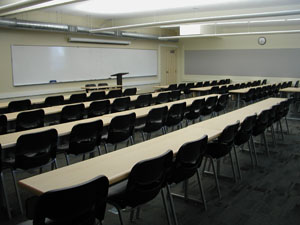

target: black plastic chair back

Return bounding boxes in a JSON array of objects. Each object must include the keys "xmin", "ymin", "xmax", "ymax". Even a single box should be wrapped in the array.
[
  {"xmin": 107, "ymin": 113, "xmax": 136, "ymax": 144},
  {"xmin": 177, "ymin": 83, "xmax": 186, "ymax": 91},
  {"xmin": 30, "ymin": 175, "xmax": 109, "ymax": 225},
  {"xmin": 88, "ymin": 91, "xmax": 106, "ymax": 101},
  {"xmin": 195, "ymin": 82, "xmax": 203, "ymax": 87},
  {"xmin": 123, "ymin": 88, "xmax": 137, "ymax": 96},
  {"xmin": 0, "ymin": 115, "xmax": 7, "ymax": 135},
  {"xmin": 211, "ymin": 80, "xmax": 218, "ymax": 86},
  {"xmin": 111, "ymin": 97, "xmax": 130, "ymax": 113},
  {"xmin": 203, "ymin": 81, "xmax": 210, "ymax": 87},
  {"xmin": 253, "ymin": 109, "xmax": 270, "ymax": 136},
  {"xmin": 135, "ymin": 94, "xmax": 152, "ymax": 108},
  {"xmin": 123, "ymin": 150, "xmax": 173, "ymax": 208},
  {"xmin": 85, "ymin": 84, "xmax": 96, "ymax": 87},
  {"xmin": 44, "ymin": 95, "xmax": 64, "ymax": 107},
  {"xmin": 295, "ymin": 80, "xmax": 299, "ymax": 88},
  {"xmin": 218, "ymin": 85, "xmax": 228, "ymax": 94},
  {"xmin": 8, "ymin": 99, "xmax": 31, "ymax": 112},
  {"xmin": 169, "ymin": 90, "xmax": 181, "ymax": 101},
  {"xmin": 210, "ymin": 86, "xmax": 219, "ymax": 94},
  {"xmin": 235, "ymin": 114, "xmax": 257, "ymax": 146},
  {"xmin": 225, "ymin": 79, "xmax": 230, "ymax": 84},
  {"xmin": 214, "ymin": 94, "xmax": 229, "ymax": 113},
  {"xmin": 61, "ymin": 104, "xmax": 85, "ymax": 123},
  {"xmin": 88, "ymin": 100, "xmax": 110, "ymax": 118},
  {"xmin": 184, "ymin": 83, "xmax": 195, "ymax": 95},
  {"xmin": 165, "ymin": 102, "xmax": 186, "ymax": 127},
  {"xmin": 98, "ymin": 83, "xmax": 108, "ymax": 86},
  {"xmin": 240, "ymin": 83, "xmax": 246, "ymax": 89},
  {"xmin": 69, "ymin": 93, "xmax": 86, "ymax": 103},
  {"xmin": 107, "ymin": 89, "xmax": 122, "ymax": 98},
  {"xmin": 15, "ymin": 129, "xmax": 57, "ymax": 170},
  {"xmin": 233, "ymin": 84, "xmax": 240, "ymax": 89},
  {"xmin": 169, "ymin": 135, "xmax": 208, "ymax": 184},
  {"xmin": 143, "ymin": 106, "xmax": 168, "ymax": 133},
  {"xmin": 167, "ymin": 84, "xmax": 177, "ymax": 91},
  {"xmin": 218, "ymin": 79, "xmax": 226, "ymax": 85},
  {"xmin": 218, "ymin": 121, "xmax": 240, "ymax": 146},
  {"xmin": 16, "ymin": 109, "xmax": 45, "ymax": 131},
  {"xmin": 155, "ymin": 92, "xmax": 169, "ymax": 104},
  {"xmin": 262, "ymin": 79, "xmax": 267, "ymax": 85},
  {"xmin": 287, "ymin": 81, "xmax": 292, "ymax": 87},
  {"xmin": 185, "ymin": 98, "xmax": 205, "ymax": 121},
  {"xmin": 201, "ymin": 96, "xmax": 218, "ymax": 116},
  {"xmin": 68, "ymin": 120, "xmax": 103, "ymax": 155}
]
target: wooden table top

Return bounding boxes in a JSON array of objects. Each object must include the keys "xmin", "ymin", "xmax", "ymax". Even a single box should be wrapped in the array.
[
  {"xmin": 279, "ymin": 87, "xmax": 300, "ymax": 93},
  {"xmin": 18, "ymin": 97, "xmax": 285, "ymax": 196}
]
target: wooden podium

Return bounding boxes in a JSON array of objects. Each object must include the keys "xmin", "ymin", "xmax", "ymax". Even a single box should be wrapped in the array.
[{"xmin": 110, "ymin": 72, "xmax": 129, "ymax": 86}]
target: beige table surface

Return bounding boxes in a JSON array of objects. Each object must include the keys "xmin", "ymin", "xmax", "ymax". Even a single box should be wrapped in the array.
[
  {"xmin": 18, "ymin": 97, "xmax": 285, "ymax": 195},
  {"xmin": 279, "ymin": 87, "xmax": 300, "ymax": 93},
  {"xmin": 0, "ymin": 94, "xmax": 217, "ymax": 149}
]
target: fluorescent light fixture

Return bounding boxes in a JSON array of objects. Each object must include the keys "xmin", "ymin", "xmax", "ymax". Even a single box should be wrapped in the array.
[
  {"xmin": 180, "ymin": 24, "xmax": 201, "ymax": 36},
  {"xmin": 216, "ymin": 21, "xmax": 249, "ymax": 25},
  {"xmin": 159, "ymin": 29, "xmax": 300, "ymax": 40},
  {"xmin": 161, "ymin": 22, "xmax": 215, "ymax": 29},
  {"xmin": 287, "ymin": 18, "xmax": 300, "ymax": 21},
  {"xmin": 249, "ymin": 19, "xmax": 286, "ymax": 23},
  {"xmin": 0, "ymin": 0, "xmax": 82, "ymax": 16},
  {"xmin": 68, "ymin": 37, "xmax": 131, "ymax": 45}
]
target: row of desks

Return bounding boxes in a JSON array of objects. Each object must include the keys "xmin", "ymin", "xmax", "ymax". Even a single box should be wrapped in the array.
[{"xmin": 18, "ymin": 97, "xmax": 285, "ymax": 195}]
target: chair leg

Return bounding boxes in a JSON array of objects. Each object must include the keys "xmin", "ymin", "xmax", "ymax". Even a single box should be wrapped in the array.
[
  {"xmin": 262, "ymin": 132, "xmax": 270, "ymax": 157},
  {"xmin": 1, "ymin": 172, "xmax": 12, "ymax": 219},
  {"xmin": 284, "ymin": 117, "xmax": 290, "ymax": 134},
  {"xmin": 104, "ymin": 143, "xmax": 108, "ymax": 154},
  {"xmin": 229, "ymin": 151, "xmax": 237, "ymax": 183},
  {"xmin": 278, "ymin": 120, "xmax": 284, "ymax": 140},
  {"xmin": 247, "ymin": 140, "xmax": 255, "ymax": 169},
  {"xmin": 166, "ymin": 185, "xmax": 179, "ymax": 225},
  {"xmin": 64, "ymin": 153, "xmax": 70, "ymax": 165},
  {"xmin": 161, "ymin": 188, "xmax": 173, "ymax": 225},
  {"xmin": 130, "ymin": 136, "xmax": 135, "ymax": 145},
  {"xmin": 270, "ymin": 124, "xmax": 276, "ymax": 146},
  {"xmin": 209, "ymin": 157, "xmax": 221, "ymax": 200},
  {"xmin": 196, "ymin": 169, "xmax": 207, "ymax": 210},
  {"xmin": 97, "ymin": 145, "xmax": 101, "ymax": 155},
  {"xmin": 233, "ymin": 146, "xmax": 242, "ymax": 180},
  {"xmin": 141, "ymin": 132, "xmax": 146, "ymax": 141},
  {"xmin": 11, "ymin": 170, "xmax": 23, "ymax": 215},
  {"xmin": 250, "ymin": 136, "xmax": 259, "ymax": 167}
]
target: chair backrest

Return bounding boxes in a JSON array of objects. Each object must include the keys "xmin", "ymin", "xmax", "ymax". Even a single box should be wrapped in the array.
[
  {"xmin": 210, "ymin": 80, "xmax": 218, "ymax": 86},
  {"xmin": 253, "ymin": 109, "xmax": 270, "ymax": 136},
  {"xmin": 68, "ymin": 120, "xmax": 103, "ymax": 155},
  {"xmin": 201, "ymin": 96, "xmax": 218, "ymax": 115},
  {"xmin": 218, "ymin": 121, "xmax": 240, "ymax": 147},
  {"xmin": 177, "ymin": 83, "xmax": 186, "ymax": 91},
  {"xmin": 210, "ymin": 86, "xmax": 219, "ymax": 94},
  {"xmin": 88, "ymin": 100, "xmax": 110, "ymax": 118},
  {"xmin": 8, "ymin": 99, "xmax": 31, "ymax": 112},
  {"xmin": 111, "ymin": 97, "xmax": 130, "ymax": 113},
  {"xmin": 169, "ymin": 135, "xmax": 208, "ymax": 184},
  {"xmin": 287, "ymin": 81, "xmax": 292, "ymax": 87},
  {"xmin": 167, "ymin": 84, "xmax": 177, "ymax": 91},
  {"xmin": 234, "ymin": 114, "xmax": 257, "ymax": 146},
  {"xmin": 44, "ymin": 95, "xmax": 64, "ymax": 107},
  {"xmin": 185, "ymin": 98, "xmax": 205, "ymax": 121},
  {"xmin": 69, "ymin": 93, "xmax": 86, "ymax": 103},
  {"xmin": 166, "ymin": 102, "xmax": 186, "ymax": 126},
  {"xmin": 169, "ymin": 90, "xmax": 181, "ymax": 101},
  {"xmin": 143, "ymin": 106, "xmax": 168, "ymax": 133},
  {"xmin": 107, "ymin": 113, "xmax": 136, "ymax": 144},
  {"xmin": 155, "ymin": 92, "xmax": 169, "ymax": 104},
  {"xmin": 61, "ymin": 104, "xmax": 85, "ymax": 123},
  {"xmin": 31, "ymin": 175, "xmax": 109, "ymax": 225},
  {"xmin": 195, "ymin": 82, "xmax": 203, "ymax": 87},
  {"xmin": 262, "ymin": 79, "xmax": 267, "ymax": 85},
  {"xmin": 16, "ymin": 109, "xmax": 45, "ymax": 131},
  {"xmin": 88, "ymin": 91, "xmax": 106, "ymax": 101},
  {"xmin": 85, "ymin": 84, "xmax": 96, "ymax": 87},
  {"xmin": 0, "ymin": 115, "xmax": 7, "ymax": 135},
  {"xmin": 218, "ymin": 79, "xmax": 226, "ymax": 85},
  {"xmin": 214, "ymin": 94, "xmax": 229, "ymax": 112},
  {"xmin": 98, "ymin": 83, "xmax": 108, "ymax": 86},
  {"xmin": 295, "ymin": 80, "xmax": 299, "ymax": 88},
  {"xmin": 123, "ymin": 88, "xmax": 137, "ymax": 96},
  {"xmin": 203, "ymin": 81, "xmax": 210, "ymax": 87},
  {"xmin": 218, "ymin": 85, "xmax": 228, "ymax": 94},
  {"xmin": 135, "ymin": 94, "xmax": 152, "ymax": 108},
  {"xmin": 106, "ymin": 89, "xmax": 122, "ymax": 98},
  {"xmin": 124, "ymin": 150, "xmax": 173, "ymax": 208},
  {"xmin": 225, "ymin": 79, "xmax": 230, "ymax": 84},
  {"xmin": 15, "ymin": 129, "xmax": 58, "ymax": 170}
]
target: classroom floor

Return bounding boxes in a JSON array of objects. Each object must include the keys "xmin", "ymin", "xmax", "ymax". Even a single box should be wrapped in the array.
[{"xmin": 1, "ymin": 100, "xmax": 300, "ymax": 225}]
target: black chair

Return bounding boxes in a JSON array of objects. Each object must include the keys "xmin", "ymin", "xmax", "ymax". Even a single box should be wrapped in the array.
[
  {"xmin": 69, "ymin": 93, "xmax": 86, "ymax": 103},
  {"xmin": 201, "ymin": 96, "xmax": 218, "ymax": 118},
  {"xmin": 168, "ymin": 90, "xmax": 181, "ymax": 101},
  {"xmin": 234, "ymin": 114, "xmax": 257, "ymax": 171},
  {"xmin": 44, "ymin": 95, "xmax": 64, "ymax": 107},
  {"xmin": 0, "ymin": 144, "xmax": 12, "ymax": 219},
  {"xmin": 225, "ymin": 79, "xmax": 230, "ymax": 84},
  {"xmin": 166, "ymin": 135, "xmax": 208, "ymax": 225},
  {"xmin": 16, "ymin": 109, "xmax": 45, "ymax": 131},
  {"xmin": 177, "ymin": 83, "xmax": 186, "ymax": 92},
  {"xmin": 241, "ymin": 88, "xmax": 255, "ymax": 106},
  {"xmin": 106, "ymin": 89, "xmax": 122, "ymax": 98},
  {"xmin": 103, "ymin": 113, "xmax": 136, "ymax": 152},
  {"xmin": 88, "ymin": 91, "xmax": 106, "ymax": 101},
  {"xmin": 59, "ymin": 120, "xmax": 103, "ymax": 165},
  {"xmin": 209, "ymin": 86, "xmax": 219, "ymax": 94},
  {"xmin": 294, "ymin": 80, "xmax": 299, "ymax": 88},
  {"xmin": 267, "ymin": 105, "xmax": 278, "ymax": 147},
  {"xmin": 204, "ymin": 121, "xmax": 240, "ymax": 199},
  {"xmin": 165, "ymin": 102, "xmax": 186, "ymax": 132},
  {"xmin": 98, "ymin": 83, "xmax": 108, "ymax": 86},
  {"xmin": 203, "ymin": 81, "xmax": 210, "ymax": 87},
  {"xmin": 167, "ymin": 84, "xmax": 177, "ymax": 91},
  {"xmin": 262, "ymin": 79, "xmax": 267, "ymax": 85},
  {"xmin": 88, "ymin": 100, "xmax": 110, "ymax": 118},
  {"xmin": 108, "ymin": 150, "xmax": 173, "ymax": 225},
  {"xmin": 138, "ymin": 106, "xmax": 168, "ymax": 141},
  {"xmin": 8, "ymin": 99, "xmax": 31, "ymax": 112},
  {"xmin": 210, "ymin": 80, "xmax": 218, "ymax": 86},
  {"xmin": 184, "ymin": 98, "xmax": 205, "ymax": 125},
  {"xmin": 85, "ymin": 84, "xmax": 97, "ymax": 92},
  {"xmin": 135, "ymin": 94, "xmax": 152, "ymax": 108},
  {"xmin": 195, "ymin": 82, "xmax": 203, "ymax": 87},
  {"xmin": 155, "ymin": 92, "xmax": 169, "ymax": 104},
  {"xmin": 60, "ymin": 104, "xmax": 85, "ymax": 123},
  {"xmin": 214, "ymin": 94, "xmax": 229, "ymax": 115},
  {"xmin": 22, "ymin": 175, "xmax": 109, "ymax": 225},
  {"xmin": 183, "ymin": 83, "xmax": 195, "ymax": 97},
  {"xmin": 252, "ymin": 109, "xmax": 270, "ymax": 156},
  {"xmin": 111, "ymin": 97, "xmax": 130, "ymax": 113},
  {"xmin": 0, "ymin": 114, "xmax": 7, "ymax": 134},
  {"xmin": 218, "ymin": 79, "xmax": 226, "ymax": 85},
  {"xmin": 218, "ymin": 85, "xmax": 228, "ymax": 94},
  {"xmin": 123, "ymin": 88, "xmax": 137, "ymax": 96},
  {"xmin": 6, "ymin": 129, "xmax": 58, "ymax": 214}
]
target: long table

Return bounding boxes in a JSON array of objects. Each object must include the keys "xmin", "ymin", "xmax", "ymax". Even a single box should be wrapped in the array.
[
  {"xmin": 18, "ymin": 97, "xmax": 285, "ymax": 196},
  {"xmin": 0, "ymin": 94, "xmax": 218, "ymax": 149}
]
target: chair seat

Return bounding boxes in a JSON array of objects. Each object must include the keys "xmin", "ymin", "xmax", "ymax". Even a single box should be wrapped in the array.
[{"xmin": 206, "ymin": 142, "xmax": 232, "ymax": 159}]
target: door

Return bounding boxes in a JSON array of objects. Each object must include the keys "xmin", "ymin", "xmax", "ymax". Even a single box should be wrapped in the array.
[{"xmin": 161, "ymin": 47, "xmax": 177, "ymax": 85}]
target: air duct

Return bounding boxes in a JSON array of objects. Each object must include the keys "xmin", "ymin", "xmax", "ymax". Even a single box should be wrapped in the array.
[{"xmin": 0, "ymin": 17, "xmax": 164, "ymax": 41}]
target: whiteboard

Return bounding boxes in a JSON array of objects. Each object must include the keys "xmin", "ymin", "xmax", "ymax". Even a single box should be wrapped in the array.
[
  {"xmin": 11, "ymin": 45, "xmax": 158, "ymax": 86},
  {"xmin": 185, "ymin": 49, "xmax": 300, "ymax": 78}
]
